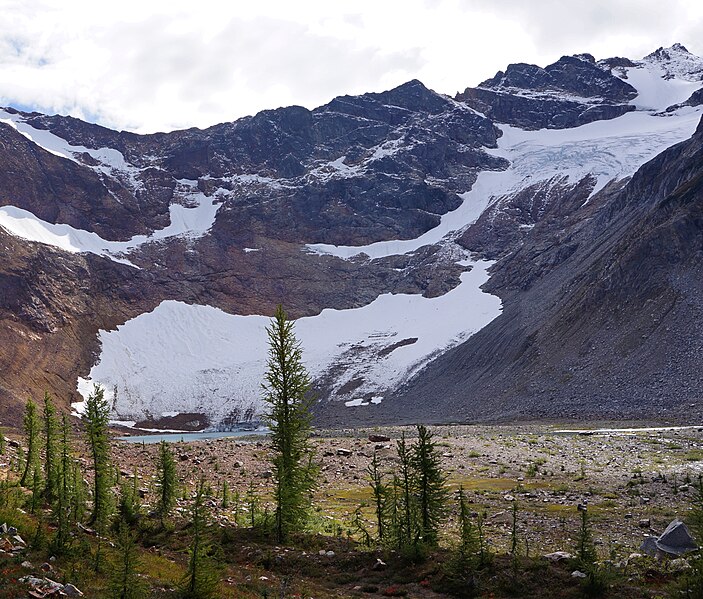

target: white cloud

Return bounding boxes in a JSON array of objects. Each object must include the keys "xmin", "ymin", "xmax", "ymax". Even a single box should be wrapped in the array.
[{"xmin": 0, "ymin": 0, "xmax": 701, "ymax": 132}]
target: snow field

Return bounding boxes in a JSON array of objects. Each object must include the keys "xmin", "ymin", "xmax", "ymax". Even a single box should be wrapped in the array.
[{"xmin": 77, "ymin": 259, "xmax": 501, "ymax": 422}]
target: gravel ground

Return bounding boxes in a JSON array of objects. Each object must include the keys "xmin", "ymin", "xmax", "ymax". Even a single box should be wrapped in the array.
[{"xmin": 102, "ymin": 423, "xmax": 703, "ymax": 557}]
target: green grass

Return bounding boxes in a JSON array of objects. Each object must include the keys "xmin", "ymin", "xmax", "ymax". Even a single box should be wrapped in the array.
[{"xmin": 684, "ymin": 450, "xmax": 703, "ymax": 462}]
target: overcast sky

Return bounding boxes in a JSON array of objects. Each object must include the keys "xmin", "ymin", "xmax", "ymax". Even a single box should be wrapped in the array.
[{"xmin": 2, "ymin": 0, "xmax": 702, "ymax": 133}]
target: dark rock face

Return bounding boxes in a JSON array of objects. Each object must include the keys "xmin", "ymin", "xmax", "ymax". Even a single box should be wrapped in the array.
[
  {"xmin": 0, "ymin": 79, "xmax": 503, "ymax": 419},
  {"xmin": 0, "ymin": 123, "xmax": 147, "ymax": 239},
  {"xmin": 480, "ymin": 55, "xmax": 637, "ymax": 100},
  {"xmin": 456, "ymin": 54, "xmax": 637, "ymax": 130},
  {"xmin": 7, "ymin": 80, "xmax": 504, "ymax": 247},
  {"xmin": 666, "ymin": 87, "xmax": 703, "ymax": 112}
]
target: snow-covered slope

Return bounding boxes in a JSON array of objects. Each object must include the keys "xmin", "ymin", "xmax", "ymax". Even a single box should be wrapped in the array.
[
  {"xmin": 76, "ymin": 257, "xmax": 501, "ymax": 423},
  {"xmin": 308, "ymin": 107, "xmax": 702, "ymax": 261}
]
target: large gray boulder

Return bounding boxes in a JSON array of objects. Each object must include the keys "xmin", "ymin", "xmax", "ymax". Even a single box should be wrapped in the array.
[{"xmin": 640, "ymin": 519, "xmax": 698, "ymax": 557}]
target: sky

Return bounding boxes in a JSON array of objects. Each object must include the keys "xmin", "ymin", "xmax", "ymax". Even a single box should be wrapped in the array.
[{"xmin": 1, "ymin": 0, "xmax": 702, "ymax": 133}]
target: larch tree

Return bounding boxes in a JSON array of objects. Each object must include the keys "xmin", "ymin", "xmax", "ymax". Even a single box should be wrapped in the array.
[
  {"xmin": 156, "ymin": 440, "xmax": 177, "ymax": 527},
  {"xmin": 180, "ymin": 478, "xmax": 220, "ymax": 599},
  {"xmin": 20, "ymin": 397, "xmax": 41, "ymax": 487},
  {"xmin": 396, "ymin": 432, "xmax": 417, "ymax": 548},
  {"xmin": 42, "ymin": 391, "xmax": 59, "ymax": 504},
  {"xmin": 412, "ymin": 425, "xmax": 448, "ymax": 547},
  {"xmin": 262, "ymin": 304, "xmax": 318, "ymax": 543},
  {"xmin": 84, "ymin": 384, "xmax": 113, "ymax": 527},
  {"xmin": 367, "ymin": 449, "xmax": 388, "ymax": 543},
  {"xmin": 51, "ymin": 414, "xmax": 74, "ymax": 554}
]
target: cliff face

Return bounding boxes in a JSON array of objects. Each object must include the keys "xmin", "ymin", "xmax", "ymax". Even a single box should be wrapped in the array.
[{"xmin": 1, "ymin": 45, "xmax": 702, "ymax": 428}]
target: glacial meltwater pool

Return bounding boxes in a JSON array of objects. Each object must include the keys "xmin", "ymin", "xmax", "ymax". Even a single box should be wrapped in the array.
[{"xmin": 116, "ymin": 429, "xmax": 269, "ymax": 444}]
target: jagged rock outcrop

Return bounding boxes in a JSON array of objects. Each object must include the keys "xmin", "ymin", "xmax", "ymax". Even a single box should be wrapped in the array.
[{"xmin": 456, "ymin": 54, "xmax": 637, "ymax": 130}]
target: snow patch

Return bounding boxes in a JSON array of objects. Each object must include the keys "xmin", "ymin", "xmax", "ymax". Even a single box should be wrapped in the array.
[
  {"xmin": 0, "ymin": 109, "xmax": 143, "ymax": 188},
  {"xmin": 0, "ymin": 192, "xmax": 221, "ymax": 266},
  {"xmin": 77, "ymin": 257, "xmax": 501, "ymax": 422},
  {"xmin": 625, "ymin": 64, "xmax": 701, "ymax": 111}
]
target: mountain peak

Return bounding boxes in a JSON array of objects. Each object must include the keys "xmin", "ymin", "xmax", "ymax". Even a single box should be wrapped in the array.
[
  {"xmin": 642, "ymin": 43, "xmax": 703, "ymax": 81},
  {"xmin": 644, "ymin": 43, "xmax": 694, "ymax": 61}
]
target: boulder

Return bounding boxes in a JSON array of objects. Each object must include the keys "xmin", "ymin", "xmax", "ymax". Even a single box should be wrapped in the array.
[
  {"xmin": 657, "ymin": 519, "xmax": 697, "ymax": 555},
  {"xmin": 62, "ymin": 583, "xmax": 84, "ymax": 597},
  {"xmin": 544, "ymin": 551, "xmax": 573, "ymax": 562},
  {"xmin": 368, "ymin": 435, "xmax": 391, "ymax": 443},
  {"xmin": 640, "ymin": 519, "xmax": 697, "ymax": 557}
]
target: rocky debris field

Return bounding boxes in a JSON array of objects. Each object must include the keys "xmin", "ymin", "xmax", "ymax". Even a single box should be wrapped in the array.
[
  {"xmin": 3, "ymin": 421, "xmax": 703, "ymax": 597},
  {"xmin": 111, "ymin": 423, "xmax": 703, "ymax": 556}
]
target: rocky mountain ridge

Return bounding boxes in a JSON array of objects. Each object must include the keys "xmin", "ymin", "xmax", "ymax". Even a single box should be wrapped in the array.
[{"xmin": 0, "ymin": 43, "xmax": 702, "ymax": 429}]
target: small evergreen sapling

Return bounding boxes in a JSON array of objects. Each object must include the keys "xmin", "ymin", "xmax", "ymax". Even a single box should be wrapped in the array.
[
  {"xmin": 396, "ymin": 432, "xmax": 417, "ymax": 548},
  {"xmin": 116, "ymin": 472, "xmax": 141, "ymax": 531},
  {"xmin": 412, "ymin": 425, "xmax": 448, "ymax": 547},
  {"xmin": 51, "ymin": 415, "xmax": 74, "ymax": 554},
  {"xmin": 367, "ymin": 449, "xmax": 388, "ymax": 543},
  {"xmin": 441, "ymin": 486, "xmax": 480, "ymax": 597},
  {"xmin": 110, "ymin": 519, "xmax": 147, "ymax": 599},
  {"xmin": 84, "ymin": 384, "xmax": 113, "ymax": 527},
  {"xmin": 42, "ymin": 391, "xmax": 59, "ymax": 504}
]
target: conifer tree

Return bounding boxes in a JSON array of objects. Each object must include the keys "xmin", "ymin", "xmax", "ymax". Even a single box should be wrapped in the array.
[
  {"xmin": 367, "ymin": 449, "xmax": 388, "ymax": 543},
  {"xmin": 575, "ymin": 507, "xmax": 596, "ymax": 568},
  {"xmin": 84, "ymin": 384, "xmax": 113, "ymax": 527},
  {"xmin": 180, "ymin": 478, "xmax": 220, "ymax": 599},
  {"xmin": 156, "ymin": 441, "xmax": 177, "ymax": 527},
  {"xmin": 16, "ymin": 445, "xmax": 25, "ymax": 474},
  {"xmin": 0, "ymin": 429, "xmax": 5, "ymax": 454},
  {"xmin": 110, "ymin": 520, "xmax": 147, "ymax": 599},
  {"xmin": 20, "ymin": 397, "xmax": 41, "ymax": 487},
  {"xmin": 396, "ymin": 432, "xmax": 417, "ymax": 547},
  {"xmin": 51, "ymin": 415, "xmax": 74, "ymax": 554},
  {"xmin": 457, "ymin": 486, "xmax": 480, "ymax": 569},
  {"xmin": 386, "ymin": 475, "xmax": 402, "ymax": 550},
  {"xmin": 412, "ymin": 425, "xmax": 448, "ymax": 547},
  {"xmin": 221, "ymin": 480, "xmax": 229, "ymax": 509},
  {"xmin": 262, "ymin": 305, "xmax": 318, "ymax": 543},
  {"xmin": 30, "ymin": 464, "xmax": 43, "ymax": 514},
  {"xmin": 442, "ymin": 486, "xmax": 480, "ymax": 597},
  {"xmin": 71, "ymin": 460, "xmax": 88, "ymax": 524},
  {"xmin": 42, "ymin": 392, "xmax": 59, "ymax": 503},
  {"xmin": 116, "ymin": 472, "xmax": 141, "ymax": 530},
  {"xmin": 246, "ymin": 481, "xmax": 258, "ymax": 529}
]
